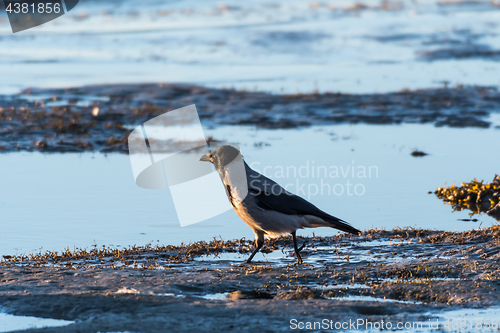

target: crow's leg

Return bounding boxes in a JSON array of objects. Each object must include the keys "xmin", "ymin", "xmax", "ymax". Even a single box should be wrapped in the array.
[
  {"xmin": 291, "ymin": 231, "xmax": 303, "ymax": 264},
  {"xmin": 292, "ymin": 232, "xmax": 307, "ymax": 253},
  {"xmin": 247, "ymin": 237, "xmax": 264, "ymax": 263}
]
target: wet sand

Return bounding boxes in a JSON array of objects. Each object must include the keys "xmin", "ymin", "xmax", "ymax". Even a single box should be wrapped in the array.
[
  {"xmin": 1, "ymin": 226, "xmax": 499, "ymax": 332},
  {"xmin": 0, "ymin": 84, "xmax": 498, "ymax": 153}
]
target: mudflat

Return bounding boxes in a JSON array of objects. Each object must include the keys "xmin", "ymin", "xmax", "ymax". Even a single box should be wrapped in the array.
[
  {"xmin": 0, "ymin": 84, "xmax": 498, "ymax": 153},
  {"xmin": 1, "ymin": 226, "xmax": 499, "ymax": 332}
]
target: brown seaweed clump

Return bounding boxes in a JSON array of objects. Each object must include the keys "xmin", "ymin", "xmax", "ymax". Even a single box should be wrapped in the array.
[{"xmin": 435, "ymin": 175, "xmax": 500, "ymax": 220}]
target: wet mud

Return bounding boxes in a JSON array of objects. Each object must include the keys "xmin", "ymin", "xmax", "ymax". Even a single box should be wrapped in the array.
[
  {"xmin": 1, "ymin": 226, "xmax": 499, "ymax": 332},
  {"xmin": 369, "ymin": 26, "xmax": 500, "ymax": 62},
  {"xmin": 420, "ymin": 45, "xmax": 500, "ymax": 62},
  {"xmin": 0, "ymin": 84, "xmax": 498, "ymax": 154}
]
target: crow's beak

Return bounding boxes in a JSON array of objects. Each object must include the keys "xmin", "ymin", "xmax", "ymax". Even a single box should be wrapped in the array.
[{"xmin": 199, "ymin": 153, "xmax": 212, "ymax": 162}]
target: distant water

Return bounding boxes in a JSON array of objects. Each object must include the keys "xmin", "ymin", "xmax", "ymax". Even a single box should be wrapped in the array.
[
  {"xmin": 1, "ymin": 123, "xmax": 498, "ymax": 257},
  {"xmin": 1, "ymin": 0, "xmax": 500, "ymax": 94}
]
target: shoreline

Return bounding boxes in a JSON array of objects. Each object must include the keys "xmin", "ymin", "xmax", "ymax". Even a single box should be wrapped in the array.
[
  {"xmin": 0, "ymin": 83, "xmax": 498, "ymax": 154},
  {"xmin": 1, "ymin": 226, "xmax": 499, "ymax": 332}
]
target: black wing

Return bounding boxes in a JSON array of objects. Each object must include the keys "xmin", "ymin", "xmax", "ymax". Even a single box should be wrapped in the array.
[{"xmin": 249, "ymin": 188, "xmax": 360, "ymax": 235}]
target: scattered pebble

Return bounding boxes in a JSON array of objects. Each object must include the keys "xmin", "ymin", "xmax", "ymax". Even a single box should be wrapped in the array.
[{"xmin": 411, "ymin": 150, "xmax": 428, "ymax": 157}]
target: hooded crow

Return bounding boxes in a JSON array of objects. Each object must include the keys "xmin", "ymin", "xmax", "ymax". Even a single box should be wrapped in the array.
[{"xmin": 200, "ymin": 145, "xmax": 360, "ymax": 264}]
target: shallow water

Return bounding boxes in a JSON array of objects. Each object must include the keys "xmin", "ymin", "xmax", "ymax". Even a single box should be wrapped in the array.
[
  {"xmin": 1, "ymin": 123, "xmax": 498, "ymax": 257},
  {"xmin": 0, "ymin": 311, "xmax": 73, "ymax": 332},
  {"xmin": 435, "ymin": 307, "xmax": 500, "ymax": 331},
  {"xmin": 328, "ymin": 295, "xmax": 424, "ymax": 304},
  {"xmin": 201, "ymin": 292, "xmax": 230, "ymax": 300},
  {"xmin": 2, "ymin": 0, "xmax": 500, "ymax": 94},
  {"xmin": 337, "ymin": 307, "xmax": 500, "ymax": 332}
]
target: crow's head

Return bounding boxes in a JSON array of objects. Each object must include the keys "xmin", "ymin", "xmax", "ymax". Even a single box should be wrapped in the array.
[{"xmin": 199, "ymin": 145, "xmax": 241, "ymax": 171}]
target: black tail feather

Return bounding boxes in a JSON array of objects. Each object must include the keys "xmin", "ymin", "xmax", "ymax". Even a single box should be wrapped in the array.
[{"xmin": 324, "ymin": 217, "xmax": 361, "ymax": 235}]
